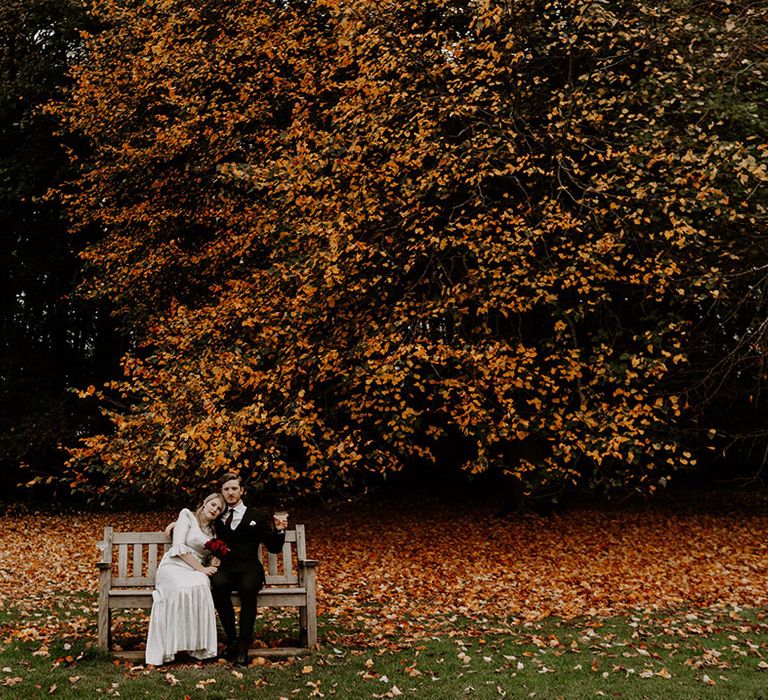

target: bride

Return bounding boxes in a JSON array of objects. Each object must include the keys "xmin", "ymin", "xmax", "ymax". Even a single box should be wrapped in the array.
[{"xmin": 145, "ymin": 493, "xmax": 225, "ymax": 665}]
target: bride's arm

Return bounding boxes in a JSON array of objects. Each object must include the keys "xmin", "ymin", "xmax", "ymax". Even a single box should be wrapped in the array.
[
  {"xmin": 166, "ymin": 509, "xmax": 217, "ymax": 575},
  {"xmin": 178, "ymin": 552, "xmax": 218, "ymax": 576}
]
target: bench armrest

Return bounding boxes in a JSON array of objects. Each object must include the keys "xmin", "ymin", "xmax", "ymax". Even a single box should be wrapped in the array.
[
  {"xmin": 96, "ymin": 539, "xmax": 111, "ymax": 565},
  {"xmin": 96, "ymin": 562, "xmax": 111, "ymax": 570},
  {"xmin": 299, "ymin": 559, "xmax": 319, "ymax": 568}
]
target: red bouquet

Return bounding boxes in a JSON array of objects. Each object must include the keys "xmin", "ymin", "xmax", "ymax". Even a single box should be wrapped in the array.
[{"xmin": 205, "ymin": 538, "xmax": 230, "ymax": 557}]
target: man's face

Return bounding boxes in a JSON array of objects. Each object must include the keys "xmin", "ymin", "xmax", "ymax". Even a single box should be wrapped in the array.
[{"xmin": 221, "ymin": 478, "xmax": 244, "ymax": 507}]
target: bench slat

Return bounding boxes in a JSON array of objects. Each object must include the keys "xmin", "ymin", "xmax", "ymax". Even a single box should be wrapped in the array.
[
  {"xmin": 113, "ymin": 532, "xmax": 171, "ymax": 544},
  {"xmin": 113, "ymin": 531, "xmax": 297, "ymax": 545},
  {"xmin": 255, "ymin": 591, "xmax": 308, "ymax": 606},
  {"xmin": 148, "ymin": 544, "xmax": 159, "ymax": 578},
  {"xmin": 113, "ymin": 576, "xmax": 156, "ymax": 587},
  {"xmin": 283, "ymin": 540, "xmax": 294, "ymax": 579},
  {"xmin": 108, "ymin": 587, "xmax": 308, "ymax": 610},
  {"xmin": 132, "ymin": 544, "xmax": 142, "ymax": 578},
  {"xmin": 117, "ymin": 544, "xmax": 128, "ymax": 579},
  {"xmin": 295, "ymin": 525, "xmax": 307, "ymax": 561},
  {"xmin": 108, "ymin": 592, "xmax": 152, "ymax": 609},
  {"xmin": 108, "ymin": 587, "xmax": 308, "ymax": 597}
]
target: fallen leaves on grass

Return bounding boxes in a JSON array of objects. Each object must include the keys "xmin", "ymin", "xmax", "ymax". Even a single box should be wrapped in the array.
[
  {"xmin": 309, "ymin": 500, "xmax": 768, "ymax": 646},
  {"xmin": 4, "ymin": 500, "xmax": 768, "ymax": 647}
]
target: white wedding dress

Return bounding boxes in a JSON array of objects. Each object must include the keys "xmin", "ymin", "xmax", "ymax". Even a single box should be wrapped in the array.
[{"xmin": 145, "ymin": 509, "xmax": 218, "ymax": 665}]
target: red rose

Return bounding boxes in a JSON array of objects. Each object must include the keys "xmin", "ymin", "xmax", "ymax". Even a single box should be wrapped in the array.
[{"xmin": 205, "ymin": 538, "xmax": 230, "ymax": 557}]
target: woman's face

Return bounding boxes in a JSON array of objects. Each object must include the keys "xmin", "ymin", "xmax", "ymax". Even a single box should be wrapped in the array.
[{"xmin": 203, "ymin": 497, "xmax": 224, "ymax": 521}]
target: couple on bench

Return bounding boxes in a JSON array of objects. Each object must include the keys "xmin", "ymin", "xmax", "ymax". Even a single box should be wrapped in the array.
[{"xmin": 145, "ymin": 473, "xmax": 288, "ymax": 666}]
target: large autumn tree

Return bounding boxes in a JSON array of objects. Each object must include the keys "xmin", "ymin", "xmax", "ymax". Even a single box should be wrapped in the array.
[{"xmin": 56, "ymin": 0, "xmax": 767, "ymax": 501}]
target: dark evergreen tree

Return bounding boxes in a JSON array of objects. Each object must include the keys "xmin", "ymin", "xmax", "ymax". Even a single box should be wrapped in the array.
[{"xmin": 0, "ymin": 0, "xmax": 119, "ymax": 499}]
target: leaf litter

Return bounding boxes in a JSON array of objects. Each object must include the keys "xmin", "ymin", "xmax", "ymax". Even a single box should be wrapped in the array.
[{"xmin": 4, "ymin": 499, "xmax": 768, "ymax": 655}]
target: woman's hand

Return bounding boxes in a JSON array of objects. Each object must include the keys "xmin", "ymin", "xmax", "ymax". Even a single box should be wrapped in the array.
[
  {"xmin": 202, "ymin": 565, "xmax": 218, "ymax": 576},
  {"xmin": 210, "ymin": 556, "xmax": 221, "ymax": 567}
]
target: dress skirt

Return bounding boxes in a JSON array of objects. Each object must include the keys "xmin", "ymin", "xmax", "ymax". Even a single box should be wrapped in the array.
[{"xmin": 145, "ymin": 555, "xmax": 218, "ymax": 665}]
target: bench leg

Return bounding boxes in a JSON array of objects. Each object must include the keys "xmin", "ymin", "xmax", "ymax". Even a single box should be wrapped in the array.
[
  {"xmin": 299, "ymin": 606, "xmax": 308, "ymax": 647},
  {"xmin": 305, "ymin": 567, "xmax": 318, "ymax": 648},
  {"xmin": 299, "ymin": 608, "xmax": 317, "ymax": 649},
  {"xmin": 97, "ymin": 603, "xmax": 110, "ymax": 651},
  {"xmin": 97, "ymin": 569, "xmax": 111, "ymax": 651},
  {"xmin": 306, "ymin": 607, "xmax": 317, "ymax": 648}
]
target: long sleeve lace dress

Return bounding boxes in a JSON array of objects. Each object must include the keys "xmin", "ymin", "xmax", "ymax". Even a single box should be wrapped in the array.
[{"xmin": 145, "ymin": 509, "xmax": 218, "ymax": 665}]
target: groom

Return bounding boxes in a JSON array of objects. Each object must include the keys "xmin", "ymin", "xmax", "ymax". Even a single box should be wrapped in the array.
[{"xmin": 211, "ymin": 473, "xmax": 287, "ymax": 665}]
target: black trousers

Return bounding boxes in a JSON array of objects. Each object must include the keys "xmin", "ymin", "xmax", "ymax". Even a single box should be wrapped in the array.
[{"xmin": 210, "ymin": 568, "xmax": 263, "ymax": 644}]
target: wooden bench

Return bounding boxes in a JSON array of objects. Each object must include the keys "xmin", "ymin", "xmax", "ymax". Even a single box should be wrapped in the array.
[{"xmin": 96, "ymin": 525, "xmax": 318, "ymax": 655}]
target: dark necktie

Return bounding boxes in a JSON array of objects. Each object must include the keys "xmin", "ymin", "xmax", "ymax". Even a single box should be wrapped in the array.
[{"xmin": 224, "ymin": 509, "xmax": 233, "ymax": 528}]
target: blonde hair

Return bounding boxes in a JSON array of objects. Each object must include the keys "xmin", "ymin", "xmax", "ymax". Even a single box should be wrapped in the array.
[{"xmin": 196, "ymin": 493, "xmax": 225, "ymax": 534}]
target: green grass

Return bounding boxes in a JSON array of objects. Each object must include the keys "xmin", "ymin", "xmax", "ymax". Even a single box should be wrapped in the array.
[{"xmin": 2, "ymin": 602, "xmax": 768, "ymax": 698}]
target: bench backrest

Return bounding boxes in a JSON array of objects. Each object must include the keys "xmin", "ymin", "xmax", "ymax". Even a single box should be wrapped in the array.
[{"xmin": 98, "ymin": 525, "xmax": 308, "ymax": 588}]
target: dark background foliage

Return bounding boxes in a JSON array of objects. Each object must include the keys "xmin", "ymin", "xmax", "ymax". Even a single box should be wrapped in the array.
[{"xmin": 0, "ymin": 0, "xmax": 121, "ymax": 498}]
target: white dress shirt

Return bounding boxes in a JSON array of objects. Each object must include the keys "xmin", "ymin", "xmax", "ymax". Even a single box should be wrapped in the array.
[{"xmin": 222, "ymin": 501, "xmax": 247, "ymax": 530}]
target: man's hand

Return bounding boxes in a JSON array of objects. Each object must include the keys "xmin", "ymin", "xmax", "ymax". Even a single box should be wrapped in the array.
[{"xmin": 210, "ymin": 556, "xmax": 221, "ymax": 567}]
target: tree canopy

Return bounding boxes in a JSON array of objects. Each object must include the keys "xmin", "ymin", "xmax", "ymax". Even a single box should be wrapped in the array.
[{"xmin": 55, "ymin": 0, "xmax": 767, "ymax": 500}]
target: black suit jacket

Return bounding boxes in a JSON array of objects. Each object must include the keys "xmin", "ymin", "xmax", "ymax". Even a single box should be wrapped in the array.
[{"xmin": 217, "ymin": 506, "xmax": 286, "ymax": 584}]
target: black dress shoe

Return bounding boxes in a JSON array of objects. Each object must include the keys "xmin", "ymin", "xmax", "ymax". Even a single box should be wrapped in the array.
[
  {"xmin": 235, "ymin": 647, "xmax": 250, "ymax": 666},
  {"xmin": 222, "ymin": 643, "xmax": 238, "ymax": 662}
]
